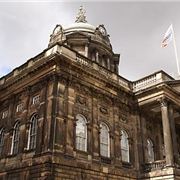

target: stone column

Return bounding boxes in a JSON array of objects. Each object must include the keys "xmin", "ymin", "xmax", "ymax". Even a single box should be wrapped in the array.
[
  {"xmin": 168, "ymin": 104, "xmax": 179, "ymax": 164},
  {"xmin": 107, "ymin": 58, "xmax": 110, "ymax": 70},
  {"xmin": 95, "ymin": 51, "xmax": 99, "ymax": 63},
  {"xmin": 159, "ymin": 98, "xmax": 174, "ymax": 166},
  {"xmin": 84, "ymin": 44, "xmax": 89, "ymax": 58}
]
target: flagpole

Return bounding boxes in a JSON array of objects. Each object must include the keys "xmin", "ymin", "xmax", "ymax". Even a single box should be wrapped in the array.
[{"xmin": 171, "ymin": 25, "xmax": 180, "ymax": 76}]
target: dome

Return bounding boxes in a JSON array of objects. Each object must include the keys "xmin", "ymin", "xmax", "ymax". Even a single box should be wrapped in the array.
[{"xmin": 64, "ymin": 22, "xmax": 96, "ymax": 34}]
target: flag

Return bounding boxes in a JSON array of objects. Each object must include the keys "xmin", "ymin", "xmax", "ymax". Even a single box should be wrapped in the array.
[{"xmin": 161, "ymin": 25, "xmax": 173, "ymax": 47}]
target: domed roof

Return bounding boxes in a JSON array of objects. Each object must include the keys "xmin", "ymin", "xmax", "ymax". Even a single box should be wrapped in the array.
[
  {"xmin": 64, "ymin": 22, "xmax": 96, "ymax": 34},
  {"xmin": 48, "ymin": 6, "xmax": 111, "ymax": 49}
]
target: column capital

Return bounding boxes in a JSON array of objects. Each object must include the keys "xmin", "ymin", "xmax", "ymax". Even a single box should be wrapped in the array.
[{"xmin": 157, "ymin": 97, "xmax": 169, "ymax": 107}]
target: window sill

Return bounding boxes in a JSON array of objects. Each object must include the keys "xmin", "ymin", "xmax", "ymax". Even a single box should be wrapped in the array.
[
  {"xmin": 24, "ymin": 148, "xmax": 35, "ymax": 153},
  {"xmin": 6, "ymin": 153, "xmax": 18, "ymax": 158},
  {"xmin": 122, "ymin": 161, "xmax": 132, "ymax": 168},
  {"xmin": 101, "ymin": 156, "xmax": 111, "ymax": 164}
]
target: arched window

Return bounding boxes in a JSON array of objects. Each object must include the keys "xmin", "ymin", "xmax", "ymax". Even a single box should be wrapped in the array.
[
  {"xmin": 28, "ymin": 114, "xmax": 38, "ymax": 150},
  {"xmin": 0, "ymin": 128, "xmax": 5, "ymax": 155},
  {"xmin": 11, "ymin": 122, "xmax": 20, "ymax": 154},
  {"xmin": 100, "ymin": 122, "xmax": 110, "ymax": 157},
  {"xmin": 147, "ymin": 139, "xmax": 154, "ymax": 162},
  {"xmin": 75, "ymin": 114, "xmax": 87, "ymax": 151},
  {"xmin": 121, "ymin": 130, "xmax": 130, "ymax": 162}
]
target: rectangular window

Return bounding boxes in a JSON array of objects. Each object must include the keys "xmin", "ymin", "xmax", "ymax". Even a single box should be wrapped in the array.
[
  {"xmin": 32, "ymin": 95, "xmax": 40, "ymax": 105},
  {"xmin": 2, "ymin": 111, "xmax": 8, "ymax": 119},
  {"xmin": 16, "ymin": 103, "xmax": 23, "ymax": 112}
]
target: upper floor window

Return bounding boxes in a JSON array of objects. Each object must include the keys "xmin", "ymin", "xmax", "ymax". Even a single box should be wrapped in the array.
[
  {"xmin": 16, "ymin": 103, "xmax": 23, "ymax": 112},
  {"xmin": 75, "ymin": 114, "xmax": 87, "ymax": 152},
  {"xmin": 32, "ymin": 95, "xmax": 40, "ymax": 105},
  {"xmin": 0, "ymin": 128, "xmax": 5, "ymax": 155},
  {"xmin": 121, "ymin": 130, "xmax": 130, "ymax": 163},
  {"xmin": 28, "ymin": 114, "xmax": 38, "ymax": 150},
  {"xmin": 147, "ymin": 139, "xmax": 154, "ymax": 162},
  {"xmin": 11, "ymin": 122, "xmax": 20, "ymax": 155},
  {"xmin": 100, "ymin": 122, "xmax": 110, "ymax": 157},
  {"xmin": 2, "ymin": 110, "xmax": 8, "ymax": 119}
]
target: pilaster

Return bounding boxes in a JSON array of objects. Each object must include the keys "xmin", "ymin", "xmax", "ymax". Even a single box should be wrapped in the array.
[
  {"xmin": 168, "ymin": 104, "xmax": 179, "ymax": 165},
  {"xmin": 65, "ymin": 84, "xmax": 75, "ymax": 156}
]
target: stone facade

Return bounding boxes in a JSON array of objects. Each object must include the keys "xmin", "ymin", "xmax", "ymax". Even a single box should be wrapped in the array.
[{"xmin": 0, "ymin": 7, "xmax": 180, "ymax": 180}]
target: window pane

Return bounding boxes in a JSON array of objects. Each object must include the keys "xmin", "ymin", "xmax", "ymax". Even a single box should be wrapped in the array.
[
  {"xmin": 12, "ymin": 123, "xmax": 20, "ymax": 154},
  {"xmin": 76, "ymin": 115, "xmax": 87, "ymax": 152},
  {"xmin": 100, "ymin": 123, "xmax": 109, "ymax": 157},
  {"xmin": 28, "ymin": 114, "xmax": 38, "ymax": 150}
]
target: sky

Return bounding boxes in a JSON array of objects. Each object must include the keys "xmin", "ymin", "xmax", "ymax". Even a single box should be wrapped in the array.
[{"xmin": 0, "ymin": 1, "xmax": 180, "ymax": 81}]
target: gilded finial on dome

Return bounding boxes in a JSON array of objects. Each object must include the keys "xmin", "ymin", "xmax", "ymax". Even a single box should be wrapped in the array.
[{"xmin": 75, "ymin": 6, "xmax": 87, "ymax": 23}]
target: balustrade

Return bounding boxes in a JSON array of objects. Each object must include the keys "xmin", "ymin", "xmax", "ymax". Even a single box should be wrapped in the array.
[{"xmin": 144, "ymin": 160, "xmax": 166, "ymax": 172}]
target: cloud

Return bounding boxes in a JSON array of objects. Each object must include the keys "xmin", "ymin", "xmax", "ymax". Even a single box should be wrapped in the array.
[{"xmin": 0, "ymin": 2, "xmax": 180, "ymax": 80}]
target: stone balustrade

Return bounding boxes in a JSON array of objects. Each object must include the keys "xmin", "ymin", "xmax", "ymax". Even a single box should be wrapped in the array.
[
  {"xmin": 1, "ymin": 44, "xmax": 172, "ymax": 93},
  {"xmin": 144, "ymin": 160, "xmax": 166, "ymax": 172},
  {"xmin": 133, "ymin": 71, "xmax": 174, "ymax": 92}
]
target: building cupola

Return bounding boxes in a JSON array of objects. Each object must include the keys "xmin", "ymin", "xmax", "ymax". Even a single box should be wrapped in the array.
[{"xmin": 48, "ymin": 6, "xmax": 120, "ymax": 74}]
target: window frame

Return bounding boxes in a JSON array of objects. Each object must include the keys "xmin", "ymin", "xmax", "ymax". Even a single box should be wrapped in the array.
[
  {"xmin": 16, "ymin": 103, "xmax": 23, "ymax": 112},
  {"xmin": 32, "ymin": 95, "xmax": 40, "ymax": 105},
  {"xmin": 11, "ymin": 122, "xmax": 20, "ymax": 155},
  {"xmin": 75, "ymin": 114, "xmax": 87, "ymax": 152},
  {"xmin": 2, "ymin": 110, "xmax": 8, "ymax": 119},
  {"xmin": 121, "ymin": 130, "xmax": 130, "ymax": 163},
  {"xmin": 100, "ymin": 122, "xmax": 110, "ymax": 158},
  {"xmin": 27, "ymin": 114, "xmax": 38, "ymax": 150}
]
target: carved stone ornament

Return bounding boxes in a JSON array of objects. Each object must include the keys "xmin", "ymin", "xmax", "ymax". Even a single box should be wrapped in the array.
[
  {"xmin": 49, "ymin": 24, "xmax": 65, "ymax": 45},
  {"xmin": 99, "ymin": 106, "xmax": 108, "ymax": 114},
  {"xmin": 157, "ymin": 97, "xmax": 168, "ymax": 107},
  {"xmin": 98, "ymin": 24, "xmax": 107, "ymax": 36},
  {"xmin": 76, "ymin": 95, "xmax": 86, "ymax": 106},
  {"xmin": 75, "ymin": 6, "xmax": 87, "ymax": 23},
  {"xmin": 120, "ymin": 113, "xmax": 128, "ymax": 123},
  {"xmin": 53, "ymin": 24, "xmax": 64, "ymax": 35},
  {"xmin": 95, "ymin": 24, "xmax": 110, "ymax": 44}
]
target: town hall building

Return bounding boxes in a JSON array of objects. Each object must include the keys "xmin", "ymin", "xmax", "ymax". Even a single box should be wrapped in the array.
[{"xmin": 0, "ymin": 6, "xmax": 180, "ymax": 180}]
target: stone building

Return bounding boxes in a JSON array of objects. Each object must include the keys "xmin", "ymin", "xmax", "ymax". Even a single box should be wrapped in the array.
[{"xmin": 0, "ymin": 6, "xmax": 180, "ymax": 180}]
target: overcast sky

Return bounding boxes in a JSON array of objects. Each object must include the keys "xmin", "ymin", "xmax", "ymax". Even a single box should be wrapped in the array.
[{"xmin": 0, "ymin": 1, "xmax": 180, "ymax": 81}]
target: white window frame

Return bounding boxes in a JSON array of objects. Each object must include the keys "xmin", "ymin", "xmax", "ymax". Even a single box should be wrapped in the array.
[
  {"xmin": 32, "ymin": 95, "xmax": 40, "ymax": 105},
  {"xmin": 11, "ymin": 122, "xmax": 20, "ymax": 155},
  {"xmin": 27, "ymin": 114, "xmax": 38, "ymax": 150},
  {"xmin": 16, "ymin": 103, "xmax": 23, "ymax": 112},
  {"xmin": 121, "ymin": 130, "xmax": 130, "ymax": 163},
  {"xmin": 100, "ymin": 122, "xmax": 110, "ymax": 158},
  {"xmin": 2, "ymin": 110, "xmax": 8, "ymax": 119},
  {"xmin": 75, "ymin": 114, "xmax": 87, "ymax": 152}
]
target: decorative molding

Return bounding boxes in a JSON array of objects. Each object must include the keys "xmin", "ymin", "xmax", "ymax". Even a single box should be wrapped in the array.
[
  {"xmin": 99, "ymin": 106, "xmax": 108, "ymax": 114},
  {"xmin": 157, "ymin": 97, "xmax": 168, "ymax": 107}
]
